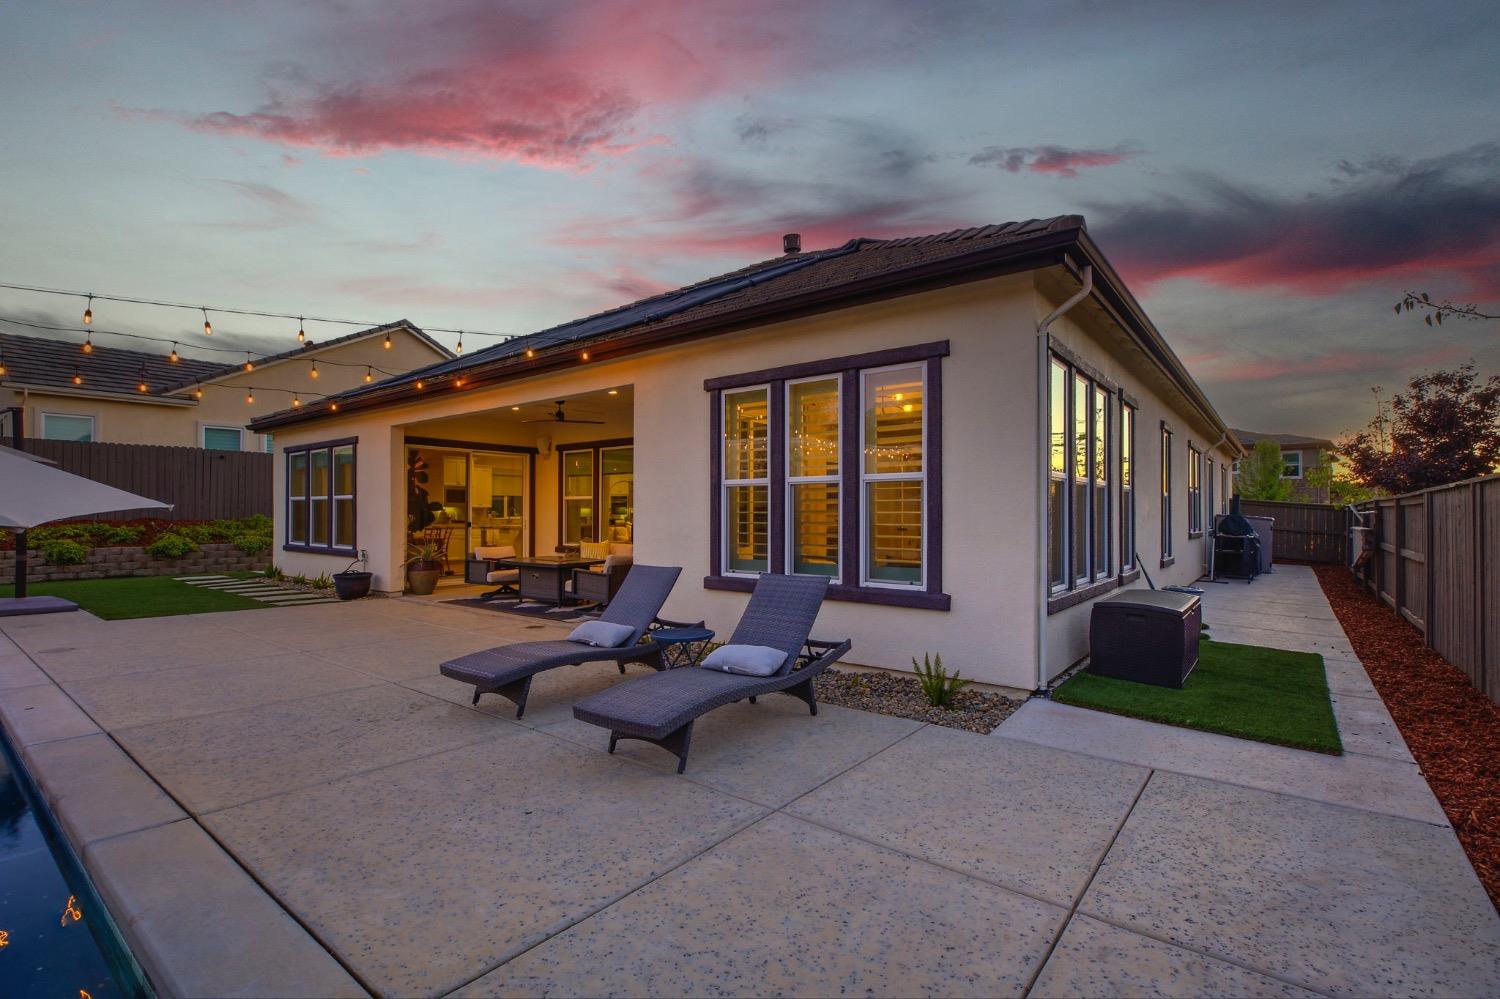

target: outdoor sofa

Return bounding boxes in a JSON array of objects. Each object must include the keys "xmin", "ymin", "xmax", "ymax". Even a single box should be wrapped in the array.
[
  {"xmin": 439, "ymin": 564, "xmax": 681, "ymax": 718},
  {"xmin": 572, "ymin": 573, "xmax": 852, "ymax": 773}
]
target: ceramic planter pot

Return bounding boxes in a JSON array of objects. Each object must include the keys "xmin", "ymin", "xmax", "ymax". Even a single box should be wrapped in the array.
[
  {"xmin": 406, "ymin": 562, "xmax": 441, "ymax": 595},
  {"xmin": 333, "ymin": 570, "xmax": 372, "ymax": 600}
]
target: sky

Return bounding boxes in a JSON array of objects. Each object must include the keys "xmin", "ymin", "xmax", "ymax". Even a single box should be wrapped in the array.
[{"xmin": 1, "ymin": 0, "xmax": 1498, "ymax": 438}]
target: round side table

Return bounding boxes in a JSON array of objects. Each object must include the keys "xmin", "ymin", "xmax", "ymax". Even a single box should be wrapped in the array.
[{"xmin": 650, "ymin": 626, "xmax": 715, "ymax": 670}]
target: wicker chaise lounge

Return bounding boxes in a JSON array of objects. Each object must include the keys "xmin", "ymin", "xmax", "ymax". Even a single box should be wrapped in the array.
[
  {"xmin": 439, "ymin": 564, "xmax": 681, "ymax": 718},
  {"xmin": 572, "ymin": 574, "xmax": 851, "ymax": 773}
]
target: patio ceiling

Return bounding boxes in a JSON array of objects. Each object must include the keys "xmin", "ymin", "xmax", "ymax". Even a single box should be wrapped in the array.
[{"xmin": 401, "ymin": 384, "xmax": 633, "ymax": 448}]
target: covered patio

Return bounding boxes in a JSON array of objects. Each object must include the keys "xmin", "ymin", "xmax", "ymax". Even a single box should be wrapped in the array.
[{"xmin": 2, "ymin": 567, "xmax": 1497, "ymax": 996}]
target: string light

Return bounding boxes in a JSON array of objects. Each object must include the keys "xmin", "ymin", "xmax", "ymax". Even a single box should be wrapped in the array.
[
  {"xmin": 297, "ymin": 317, "xmax": 305, "ymax": 343},
  {"xmin": 137, "ymin": 367, "xmax": 149, "ymax": 393},
  {"xmin": 384, "ymin": 332, "xmax": 392, "ymax": 349},
  {"xmin": 364, "ymin": 366, "xmax": 373, "ymax": 383},
  {"xmin": 454, "ymin": 376, "xmax": 465, "ymax": 387},
  {"xmin": 245, "ymin": 387, "xmax": 254, "ymax": 404},
  {"xmin": 81, "ymin": 335, "xmax": 93, "ymax": 354},
  {"xmin": 169, "ymin": 343, "xmax": 179, "ymax": 362},
  {"xmin": 82, "ymin": 294, "xmax": 93, "ymax": 325},
  {"xmin": 194, "ymin": 384, "xmax": 203, "ymax": 399},
  {"xmin": 581, "ymin": 350, "xmax": 590, "ymax": 361},
  {"xmin": 72, "ymin": 368, "xmax": 82, "ymax": 385},
  {"xmin": 244, "ymin": 352, "xmax": 255, "ymax": 372},
  {"xmin": 415, "ymin": 379, "xmax": 424, "ymax": 390},
  {"xmin": 329, "ymin": 401, "xmax": 338, "ymax": 411},
  {"xmin": 0, "ymin": 349, "xmax": 7, "ymax": 376},
  {"xmin": 202, "ymin": 308, "xmax": 212, "ymax": 336},
  {"xmin": 455, "ymin": 331, "xmax": 464, "ymax": 355},
  {"xmin": 309, "ymin": 361, "xmax": 319, "ymax": 379},
  {"xmin": 526, "ymin": 347, "xmax": 535, "ymax": 358},
  {"xmin": 292, "ymin": 394, "xmax": 301, "ymax": 408}
]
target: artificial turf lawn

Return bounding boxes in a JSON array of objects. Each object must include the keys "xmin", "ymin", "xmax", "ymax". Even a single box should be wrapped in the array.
[
  {"xmin": 1053, "ymin": 639, "xmax": 1343, "ymax": 754},
  {"xmin": 0, "ymin": 576, "xmax": 267, "ymax": 619}
]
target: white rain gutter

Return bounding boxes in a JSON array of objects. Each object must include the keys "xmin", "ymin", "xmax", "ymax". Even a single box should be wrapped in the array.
[{"xmin": 1034, "ymin": 264, "xmax": 1093, "ymax": 692}]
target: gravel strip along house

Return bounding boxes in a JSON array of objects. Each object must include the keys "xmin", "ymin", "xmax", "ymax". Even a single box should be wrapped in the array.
[{"xmin": 253, "ymin": 217, "xmax": 1241, "ymax": 692}]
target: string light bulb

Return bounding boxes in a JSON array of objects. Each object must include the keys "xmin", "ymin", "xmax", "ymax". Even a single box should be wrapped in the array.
[
  {"xmin": 202, "ymin": 308, "xmax": 212, "ymax": 336},
  {"xmin": 297, "ymin": 317, "xmax": 306, "ymax": 343},
  {"xmin": 245, "ymin": 387, "xmax": 254, "ymax": 404},
  {"xmin": 169, "ymin": 343, "xmax": 179, "ymax": 363},
  {"xmin": 525, "ymin": 347, "xmax": 535, "ymax": 358},
  {"xmin": 456, "ymin": 332, "xmax": 464, "ymax": 355},
  {"xmin": 137, "ymin": 367, "xmax": 149, "ymax": 393},
  {"xmin": 82, "ymin": 294, "xmax": 93, "ymax": 325},
  {"xmin": 454, "ymin": 376, "xmax": 465, "ymax": 387},
  {"xmin": 415, "ymin": 379, "xmax": 425, "ymax": 390},
  {"xmin": 309, "ymin": 361, "xmax": 319, "ymax": 379},
  {"xmin": 363, "ymin": 366, "xmax": 373, "ymax": 383},
  {"xmin": 72, "ymin": 368, "xmax": 83, "ymax": 385},
  {"xmin": 384, "ymin": 332, "xmax": 392, "ymax": 349},
  {"xmin": 0, "ymin": 350, "xmax": 7, "ymax": 376},
  {"xmin": 194, "ymin": 384, "xmax": 203, "ymax": 399},
  {"xmin": 244, "ymin": 353, "xmax": 255, "ymax": 373},
  {"xmin": 81, "ymin": 335, "xmax": 93, "ymax": 354},
  {"xmin": 581, "ymin": 350, "xmax": 590, "ymax": 361},
  {"xmin": 330, "ymin": 401, "xmax": 338, "ymax": 412},
  {"xmin": 292, "ymin": 394, "xmax": 301, "ymax": 408}
]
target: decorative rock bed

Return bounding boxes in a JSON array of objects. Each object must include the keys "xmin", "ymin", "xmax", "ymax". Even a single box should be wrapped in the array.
[{"xmin": 814, "ymin": 669, "xmax": 1023, "ymax": 734}]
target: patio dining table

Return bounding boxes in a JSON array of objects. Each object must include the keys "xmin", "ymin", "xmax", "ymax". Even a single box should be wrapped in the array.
[{"xmin": 497, "ymin": 554, "xmax": 606, "ymax": 605}]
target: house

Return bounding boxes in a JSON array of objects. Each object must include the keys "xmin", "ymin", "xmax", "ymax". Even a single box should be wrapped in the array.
[
  {"xmin": 251, "ymin": 217, "xmax": 1241, "ymax": 693},
  {"xmin": 0, "ymin": 321, "xmax": 450, "ymax": 451},
  {"xmin": 1230, "ymin": 429, "xmax": 1334, "ymax": 503}
]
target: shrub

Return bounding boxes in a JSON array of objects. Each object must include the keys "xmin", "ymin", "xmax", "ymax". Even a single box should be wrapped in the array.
[
  {"xmin": 913, "ymin": 653, "xmax": 971, "ymax": 709},
  {"xmin": 144, "ymin": 532, "xmax": 199, "ymax": 559},
  {"xmin": 264, "ymin": 564, "xmax": 285, "ymax": 581},
  {"xmin": 289, "ymin": 573, "xmax": 310, "ymax": 587},
  {"xmin": 310, "ymin": 572, "xmax": 333, "ymax": 590},
  {"xmin": 40, "ymin": 538, "xmax": 89, "ymax": 565},
  {"xmin": 233, "ymin": 531, "xmax": 272, "ymax": 555}
]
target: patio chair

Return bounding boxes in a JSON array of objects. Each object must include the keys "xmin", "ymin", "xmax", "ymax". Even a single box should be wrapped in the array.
[
  {"xmin": 466, "ymin": 546, "xmax": 520, "ymax": 600},
  {"xmin": 572, "ymin": 574, "xmax": 851, "ymax": 773},
  {"xmin": 570, "ymin": 553, "xmax": 633, "ymax": 607},
  {"xmin": 439, "ymin": 564, "xmax": 682, "ymax": 718}
]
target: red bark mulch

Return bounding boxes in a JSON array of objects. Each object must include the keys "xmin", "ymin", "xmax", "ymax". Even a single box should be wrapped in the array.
[{"xmin": 1312, "ymin": 563, "xmax": 1500, "ymax": 909}]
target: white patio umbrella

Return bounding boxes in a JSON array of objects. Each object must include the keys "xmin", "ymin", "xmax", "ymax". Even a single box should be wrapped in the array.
[{"xmin": 0, "ymin": 447, "xmax": 171, "ymax": 610}]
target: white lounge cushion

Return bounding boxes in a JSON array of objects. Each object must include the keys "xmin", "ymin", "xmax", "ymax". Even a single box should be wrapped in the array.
[
  {"xmin": 701, "ymin": 644, "xmax": 787, "ymax": 677},
  {"xmin": 485, "ymin": 568, "xmax": 520, "ymax": 585},
  {"xmin": 568, "ymin": 620, "xmax": 636, "ymax": 648}
]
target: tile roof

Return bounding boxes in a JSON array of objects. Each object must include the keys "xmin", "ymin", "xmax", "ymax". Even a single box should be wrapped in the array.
[
  {"xmin": 1231, "ymin": 429, "xmax": 1335, "ymax": 450},
  {"xmin": 316, "ymin": 216, "xmax": 1086, "ymax": 401},
  {"xmin": 0, "ymin": 331, "xmax": 229, "ymax": 397}
]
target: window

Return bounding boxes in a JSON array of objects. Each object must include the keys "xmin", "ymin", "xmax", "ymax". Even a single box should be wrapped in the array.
[
  {"xmin": 723, "ymin": 387, "xmax": 769, "ymax": 574},
  {"xmin": 1160, "ymin": 425, "xmax": 1174, "ymax": 562},
  {"xmin": 285, "ymin": 441, "xmax": 356, "ymax": 553},
  {"xmin": 1283, "ymin": 451, "xmax": 1302, "ymax": 478},
  {"xmin": 1187, "ymin": 443, "xmax": 1203, "ymax": 535},
  {"xmin": 1206, "ymin": 457, "xmax": 1216, "ymax": 533},
  {"xmin": 1047, "ymin": 354, "xmax": 1112, "ymax": 596},
  {"xmin": 787, "ymin": 377, "xmax": 840, "ymax": 577},
  {"xmin": 202, "ymin": 425, "xmax": 244, "ymax": 451},
  {"xmin": 706, "ymin": 341, "xmax": 946, "ymax": 609},
  {"xmin": 561, "ymin": 449, "xmax": 596, "ymax": 545},
  {"xmin": 1120, "ymin": 401, "xmax": 1135, "ymax": 571},
  {"xmin": 40, "ymin": 413, "xmax": 94, "ymax": 442},
  {"xmin": 263, "ymin": 434, "xmax": 275, "ymax": 453},
  {"xmin": 559, "ymin": 442, "xmax": 634, "ymax": 545}
]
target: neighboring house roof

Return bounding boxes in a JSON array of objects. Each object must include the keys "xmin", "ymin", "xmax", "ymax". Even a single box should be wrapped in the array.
[
  {"xmin": 0, "ymin": 331, "xmax": 227, "ymax": 397},
  {"xmin": 0, "ymin": 320, "xmax": 451, "ymax": 401},
  {"xmin": 251, "ymin": 215, "xmax": 1236, "ymax": 442},
  {"xmin": 1231, "ymin": 429, "xmax": 1335, "ymax": 451}
]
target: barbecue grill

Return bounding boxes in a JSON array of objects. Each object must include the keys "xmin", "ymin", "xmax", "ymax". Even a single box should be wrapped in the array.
[{"xmin": 1212, "ymin": 496, "xmax": 1261, "ymax": 582}]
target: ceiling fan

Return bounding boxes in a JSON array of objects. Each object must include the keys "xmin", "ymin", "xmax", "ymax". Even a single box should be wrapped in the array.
[{"xmin": 522, "ymin": 400, "xmax": 605, "ymax": 425}]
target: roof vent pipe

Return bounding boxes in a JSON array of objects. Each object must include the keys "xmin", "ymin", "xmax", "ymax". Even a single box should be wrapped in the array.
[{"xmin": 782, "ymin": 233, "xmax": 801, "ymax": 255}]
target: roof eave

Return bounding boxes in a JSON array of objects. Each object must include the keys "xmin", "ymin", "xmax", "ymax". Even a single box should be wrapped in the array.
[{"xmin": 250, "ymin": 226, "xmax": 1085, "ymax": 432}]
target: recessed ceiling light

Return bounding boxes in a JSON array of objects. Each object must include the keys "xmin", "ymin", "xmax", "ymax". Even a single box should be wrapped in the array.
[{"xmin": 608, "ymin": 389, "xmax": 618, "ymax": 395}]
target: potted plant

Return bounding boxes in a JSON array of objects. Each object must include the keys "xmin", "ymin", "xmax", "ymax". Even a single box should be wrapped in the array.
[
  {"xmin": 333, "ymin": 554, "xmax": 372, "ymax": 601},
  {"xmin": 405, "ymin": 540, "xmax": 443, "ymax": 595}
]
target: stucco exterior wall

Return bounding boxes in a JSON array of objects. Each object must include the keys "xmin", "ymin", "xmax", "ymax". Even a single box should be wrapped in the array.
[{"xmin": 4, "ymin": 327, "xmax": 443, "ymax": 448}]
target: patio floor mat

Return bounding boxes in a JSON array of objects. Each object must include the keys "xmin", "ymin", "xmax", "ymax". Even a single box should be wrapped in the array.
[
  {"xmin": 443, "ymin": 596, "xmax": 602, "ymax": 625},
  {"xmin": 1052, "ymin": 639, "xmax": 1343, "ymax": 755}
]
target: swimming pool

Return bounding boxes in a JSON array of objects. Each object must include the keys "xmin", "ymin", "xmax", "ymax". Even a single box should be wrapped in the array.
[{"xmin": 0, "ymin": 734, "xmax": 149, "ymax": 997}]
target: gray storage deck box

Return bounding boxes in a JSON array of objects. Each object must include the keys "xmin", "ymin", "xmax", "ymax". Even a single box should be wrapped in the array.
[{"xmin": 1089, "ymin": 589, "xmax": 1202, "ymax": 688}]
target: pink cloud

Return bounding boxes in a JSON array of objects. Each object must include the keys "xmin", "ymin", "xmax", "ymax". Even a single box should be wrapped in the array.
[
  {"xmin": 147, "ymin": 2, "xmax": 835, "ymax": 169},
  {"xmin": 970, "ymin": 144, "xmax": 1138, "ymax": 178},
  {"xmin": 1197, "ymin": 345, "xmax": 1468, "ymax": 384}
]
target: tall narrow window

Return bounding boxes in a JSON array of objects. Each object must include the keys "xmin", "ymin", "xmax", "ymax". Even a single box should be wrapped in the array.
[
  {"xmin": 1187, "ymin": 443, "xmax": 1203, "ymax": 535},
  {"xmin": 1071, "ymin": 372, "xmax": 1090, "ymax": 583},
  {"xmin": 1092, "ymin": 384, "xmax": 1109, "ymax": 579},
  {"xmin": 1205, "ymin": 457, "xmax": 1216, "ymax": 534},
  {"xmin": 1120, "ymin": 401, "xmax": 1135, "ymax": 571},
  {"xmin": 724, "ymin": 387, "xmax": 769, "ymax": 574},
  {"xmin": 787, "ymin": 377, "xmax": 840, "ymax": 577},
  {"xmin": 288, "ymin": 451, "xmax": 309, "ymax": 545},
  {"xmin": 561, "ymin": 450, "xmax": 596, "ymax": 544},
  {"xmin": 1047, "ymin": 359, "xmax": 1068, "ymax": 590},
  {"xmin": 332, "ymin": 445, "xmax": 356, "ymax": 549},
  {"xmin": 309, "ymin": 448, "xmax": 331, "ymax": 546},
  {"xmin": 862, "ymin": 365, "xmax": 924, "ymax": 586},
  {"xmin": 1160, "ymin": 426, "xmax": 1174, "ymax": 560}
]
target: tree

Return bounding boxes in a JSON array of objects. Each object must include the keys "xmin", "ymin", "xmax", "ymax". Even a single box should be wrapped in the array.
[
  {"xmin": 1304, "ymin": 458, "xmax": 1386, "ymax": 505},
  {"xmin": 1395, "ymin": 291, "xmax": 1498, "ymax": 326},
  {"xmin": 1235, "ymin": 439, "xmax": 1295, "ymax": 501},
  {"xmin": 1340, "ymin": 362, "xmax": 1500, "ymax": 493}
]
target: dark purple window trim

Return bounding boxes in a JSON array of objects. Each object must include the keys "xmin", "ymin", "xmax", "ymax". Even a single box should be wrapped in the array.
[
  {"xmin": 282, "ymin": 436, "xmax": 358, "ymax": 556},
  {"xmin": 708, "ymin": 345, "xmax": 949, "ymax": 610}
]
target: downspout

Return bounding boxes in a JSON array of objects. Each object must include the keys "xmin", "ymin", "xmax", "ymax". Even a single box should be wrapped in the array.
[{"xmin": 1033, "ymin": 264, "xmax": 1093, "ymax": 693}]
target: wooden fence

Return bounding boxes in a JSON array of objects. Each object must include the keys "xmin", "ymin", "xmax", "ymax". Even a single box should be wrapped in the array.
[
  {"xmin": 1355, "ymin": 473, "xmax": 1500, "ymax": 704},
  {"xmin": 1239, "ymin": 499, "xmax": 1350, "ymax": 563},
  {"xmin": 19, "ymin": 439, "xmax": 273, "ymax": 521}
]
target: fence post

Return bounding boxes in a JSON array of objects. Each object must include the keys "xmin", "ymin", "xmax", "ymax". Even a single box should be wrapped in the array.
[
  {"xmin": 1423, "ymin": 491, "xmax": 1434, "ymax": 647},
  {"xmin": 1475, "ymin": 480, "xmax": 1486, "ymax": 697}
]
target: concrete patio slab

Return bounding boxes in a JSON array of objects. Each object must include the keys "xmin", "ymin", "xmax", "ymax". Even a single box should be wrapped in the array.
[
  {"xmin": 785, "ymin": 724, "xmax": 1149, "ymax": 907},
  {"xmin": 201, "ymin": 729, "xmax": 768, "ymax": 996},
  {"xmin": 462, "ymin": 812, "xmax": 1068, "ymax": 998},
  {"xmin": 113, "ymin": 683, "xmax": 524, "ymax": 813},
  {"xmin": 1321, "ymin": 654, "xmax": 1383, "ymax": 699},
  {"xmin": 317, "ymin": 631, "xmax": 531, "ymax": 681},
  {"xmin": 1032, "ymin": 914, "xmax": 1320, "ymax": 998},
  {"xmin": 0, "ymin": 681, "xmax": 101, "ymax": 751},
  {"xmin": 0, "ymin": 651, "xmax": 50, "ymax": 691},
  {"xmin": 61, "ymin": 652, "xmax": 378, "ymax": 729},
  {"xmin": 1331, "ymin": 690, "xmax": 1415, "ymax": 763},
  {"xmin": 1203, "ymin": 607, "xmax": 1350, "ymax": 637},
  {"xmin": 542, "ymin": 697, "xmax": 926, "ymax": 808},
  {"xmin": 25, "ymin": 732, "xmax": 186, "ymax": 846},
  {"xmin": 1206, "ymin": 624, "xmax": 1356, "ymax": 659},
  {"xmin": 996, "ymin": 699, "xmax": 1445, "ymax": 825},
  {"xmin": 25, "ymin": 629, "xmax": 303, "ymax": 683},
  {"xmin": 1081, "ymin": 770, "xmax": 1500, "ymax": 997},
  {"xmin": 86, "ymin": 819, "xmax": 366, "ymax": 998}
]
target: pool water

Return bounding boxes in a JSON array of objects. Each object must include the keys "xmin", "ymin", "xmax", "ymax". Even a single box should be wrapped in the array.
[{"xmin": 0, "ymin": 740, "xmax": 147, "ymax": 997}]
